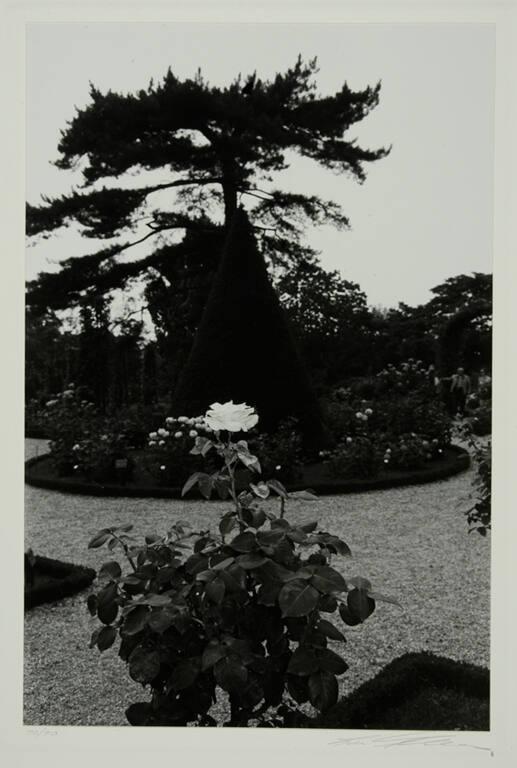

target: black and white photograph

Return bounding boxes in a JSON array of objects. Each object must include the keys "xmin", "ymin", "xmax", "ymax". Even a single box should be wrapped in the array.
[{"xmin": 16, "ymin": 10, "xmax": 503, "ymax": 745}]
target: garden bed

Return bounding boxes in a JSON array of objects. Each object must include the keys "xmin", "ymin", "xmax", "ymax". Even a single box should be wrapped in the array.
[
  {"xmin": 309, "ymin": 651, "xmax": 489, "ymax": 730},
  {"xmin": 25, "ymin": 445, "xmax": 469, "ymax": 499},
  {"xmin": 25, "ymin": 554, "xmax": 96, "ymax": 610}
]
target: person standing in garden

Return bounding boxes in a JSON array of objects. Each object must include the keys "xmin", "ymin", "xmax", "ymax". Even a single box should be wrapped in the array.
[{"xmin": 450, "ymin": 367, "xmax": 472, "ymax": 415}]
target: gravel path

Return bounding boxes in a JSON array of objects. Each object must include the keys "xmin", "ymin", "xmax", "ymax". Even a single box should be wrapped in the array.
[{"xmin": 24, "ymin": 439, "xmax": 490, "ymax": 726}]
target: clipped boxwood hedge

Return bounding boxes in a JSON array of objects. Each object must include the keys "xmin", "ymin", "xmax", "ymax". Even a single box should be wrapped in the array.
[
  {"xmin": 310, "ymin": 652, "xmax": 489, "ymax": 730},
  {"xmin": 25, "ymin": 554, "xmax": 96, "ymax": 610}
]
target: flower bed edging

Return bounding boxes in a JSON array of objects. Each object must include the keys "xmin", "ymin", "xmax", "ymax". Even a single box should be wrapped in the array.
[{"xmin": 25, "ymin": 445, "xmax": 469, "ymax": 499}]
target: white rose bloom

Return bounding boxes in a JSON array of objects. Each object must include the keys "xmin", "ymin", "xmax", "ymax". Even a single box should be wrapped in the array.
[
  {"xmin": 365, "ymin": 408, "xmax": 373, "ymax": 416},
  {"xmin": 158, "ymin": 428, "xmax": 169, "ymax": 437},
  {"xmin": 72, "ymin": 444, "xmax": 80, "ymax": 451},
  {"xmin": 174, "ymin": 431, "xmax": 183, "ymax": 439},
  {"xmin": 148, "ymin": 440, "xmax": 156, "ymax": 446},
  {"xmin": 355, "ymin": 412, "xmax": 363, "ymax": 419},
  {"xmin": 189, "ymin": 429, "xmax": 198, "ymax": 438},
  {"xmin": 159, "ymin": 440, "xmax": 165, "ymax": 446},
  {"xmin": 205, "ymin": 401, "xmax": 259, "ymax": 433},
  {"xmin": 178, "ymin": 416, "xmax": 188, "ymax": 424}
]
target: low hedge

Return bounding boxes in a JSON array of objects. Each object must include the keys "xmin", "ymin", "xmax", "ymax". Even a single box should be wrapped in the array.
[
  {"xmin": 25, "ymin": 554, "xmax": 96, "ymax": 610},
  {"xmin": 25, "ymin": 445, "xmax": 469, "ymax": 499},
  {"xmin": 310, "ymin": 652, "xmax": 489, "ymax": 730}
]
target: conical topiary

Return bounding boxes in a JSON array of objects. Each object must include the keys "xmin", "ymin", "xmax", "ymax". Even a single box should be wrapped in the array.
[{"xmin": 172, "ymin": 207, "xmax": 332, "ymax": 451}]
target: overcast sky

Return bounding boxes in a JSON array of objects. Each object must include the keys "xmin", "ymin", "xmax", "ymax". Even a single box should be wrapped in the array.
[{"xmin": 26, "ymin": 22, "xmax": 495, "ymax": 309}]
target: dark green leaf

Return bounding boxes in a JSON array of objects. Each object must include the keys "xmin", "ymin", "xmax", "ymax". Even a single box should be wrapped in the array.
[
  {"xmin": 86, "ymin": 593, "xmax": 98, "ymax": 617},
  {"xmin": 278, "ymin": 579, "xmax": 319, "ymax": 618},
  {"xmin": 129, "ymin": 647, "xmax": 161, "ymax": 684},
  {"xmin": 287, "ymin": 528, "xmax": 308, "ymax": 544},
  {"xmin": 316, "ymin": 648, "xmax": 349, "ymax": 674},
  {"xmin": 98, "ymin": 599, "xmax": 118, "ymax": 625},
  {"xmin": 97, "ymin": 581, "xmax": 118, "ymax": 606},
  {"xmin": 250, "ymin": 508, "xmax": 267, "ymax": 529},
  {"xmin": 138, "ymin": 594, "xmax": 173, "ymax": 607},
  {"xmin": 99, "ymin": 561, "xmax": 122, "ymax": 581},
  {"xmin": 236, "ymin": 553, "xmax": 268, "ymax": 570},
  {"xmin": 212, "ymin": 556, "xmax": 235, "ymax": 571},
  {"xmin": 237, "ymin": 452, "xmax": 261, "ymax": 473},
  {"xmin": 219, "ymin": 515, "xmax": 236, "ymax": 537},
  {"xmin": 266, "ymin": 479, "xmax": 289, "ymax": 499},
  {"xmin": 88, "ymin": 530, "xmax": 112, "ymax": 549},
  {"xmin": 169, "ymin": 659, "xmax": 200, "ymax": 691},
  {"xmin": 125, "ymin": 702, "xmax": 152, "ymax": 726},
  {"xmin": 257, "ymin": 529, "xmax": 286, "ymax": 548},
  {"xmin": 181, "ymin": 472, "xmax": 206, "ymax": 498},
  {"xmin": 347, "ymin": 589, "xmax": 375, "ymax": 622},
  {"xmin": 147, "ymin": 609, "xmax": 176, "ymax": 634},
  {"xmin": 318, "ymin": 619, "xmax": 346, "ymax": 642},
  {"xmin": 205, "ymin": 575, "xmax": 226, "ymax": 604},
  {"xmin": 201, "ymin": 640, "xmax": 227, "ymax": 671},
  {"xmin": 300, "ymin": 520, "xmax": 318, "ymax": 533},
  {"xmin": 271, "ymin": 519, "xmax": 290, "ymax": 530},
  {"xmin": 227, "ymin": 564, "xmax": 247, "ymax": 589},
  {"xmin": 368, "ymin": 591, "xmax": 401, "ymax": 607},
  {"xmin": 310, "ymin": 566, "xmax": 347, "ymax": 594},
  {"xmin": 198, "ymin": 474, "xmax": 214, "ymax": 499},
  {"xmin": 287, "ymin": 646, "xmax": 319, "ymax": 676},
  {"xmin": 348, "ymin": 576, "xmax": 372, "ymax": 591},
  {"xmin": 89, "ymin": 627, "xmax": 101, "ymax": 649},
  {"xmin": 318, "ymin": 594, "xmax": 338, "ymax": 613},
  {"xmin": 257, "ymin": 580, "xmax": 282, "ymax": 606},
  {"xmin": 185, "ymin": 553, "xmax": 209, "ymax": 576},
  {"xmin": 122, "ymin": 605, "xmax": 150, "ymax": 635},
  {"xmin": 250, "ymin": 481, "xmax": 270, "ymax": 499},
  {"xmin": 308, "ymin": 670, "xmax": 338, "ymax": 712},
  {"xmin": 196, "ymin": 569, "xmax": 217, "ymax": 583},
  {"xmin": 214, "ymin": 477, "xmax": 231, "ymax": 500},
  {"xmin": 190, "ymin": 436, "xmax": 213, "ymax": 456},
  {"xmin": 287, "ymin": 674, "xmax": 310, "ymax": 703},
  {"xmin": 214, "ymin": 657, "xmax": 248, "ymax": 692},
  {"xmin": 229, "ymin": 531, "xmax": 257, "ymax": 553},
  {"xmin": 97, "ymin": 625, "xmax": 117, "ymax": 652},
  {"xmin": 338, "ymin": 603, "xmax": 361, "ymax": 626}
]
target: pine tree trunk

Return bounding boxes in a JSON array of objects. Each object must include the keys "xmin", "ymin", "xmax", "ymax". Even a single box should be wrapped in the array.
[{"xmin": 221, "ymin": 160, "xmax": 238, "ymax": 225}]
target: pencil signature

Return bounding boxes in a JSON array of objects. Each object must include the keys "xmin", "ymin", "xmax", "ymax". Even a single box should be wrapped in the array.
[{"xmin": 328, "ymin": 732, "xmax": 493, "ymax": 753}]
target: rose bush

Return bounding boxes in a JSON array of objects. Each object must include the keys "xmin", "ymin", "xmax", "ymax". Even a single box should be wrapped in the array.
[
  {"xmin": 87, "ymin": 402, "xmax": 398, "ymax": 727},
  {"xmin": 249, "ymin": 418, "xmax": 304, "ymax": 483},
  {"xmin": 455, "ymin": 419, "xmax": 491, "ymax": 536}
]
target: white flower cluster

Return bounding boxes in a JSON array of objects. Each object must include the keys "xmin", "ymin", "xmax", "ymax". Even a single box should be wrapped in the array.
[
  {"xmin": 355, "ymin": 408, "xmax": 373, "ymax": 422},
  {"xmin": 148, "ymin": 414, "xmax": 208, "ymax": 447},
  {"xmin": 148, "ymin": 402, "xmax": 260, "ymax": 448}
]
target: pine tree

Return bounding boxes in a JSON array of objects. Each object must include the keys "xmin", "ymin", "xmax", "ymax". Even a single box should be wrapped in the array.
[
  {"xmin": 26, "ymin": 57, "xmax": 389, "ymax": 313},
  {"xmin": 172, "ymin": 208, "xmax": 332, "ymax": 450}
]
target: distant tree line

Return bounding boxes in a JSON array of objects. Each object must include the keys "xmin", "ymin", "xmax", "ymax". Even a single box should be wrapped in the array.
[{"xmin": 26, "ymin": 271, "xmax": 492, "ymax": 412}]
